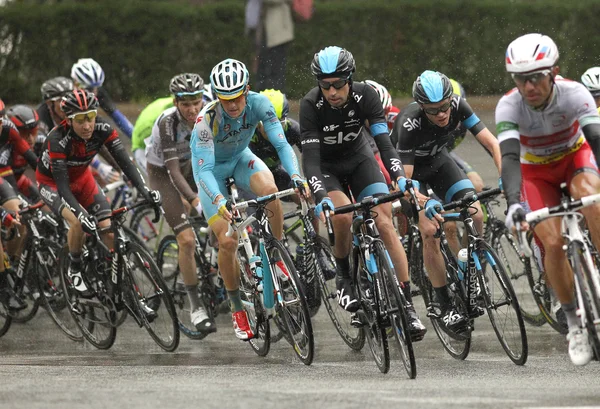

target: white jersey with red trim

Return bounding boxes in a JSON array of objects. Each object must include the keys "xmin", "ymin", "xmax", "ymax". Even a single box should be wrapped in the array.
[{"xmin": 495, "ymin": 79, "xmax": 600, "ymax": 165}]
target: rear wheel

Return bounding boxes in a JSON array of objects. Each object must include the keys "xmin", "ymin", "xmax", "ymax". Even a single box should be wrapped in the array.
[{"xmin": 476, "ymin": 239, "xmax": 528, "ymax": 365}]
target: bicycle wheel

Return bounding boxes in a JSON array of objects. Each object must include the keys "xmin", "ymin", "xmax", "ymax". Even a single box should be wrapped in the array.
[
  {"xmin": 9, "ymin": 266, "xmax": 40, "ymax": 323},
  {"xmin": 354, "ymin": 247, "xmax": 390, "ymax": 373},
  {"xmin": 570, "ymin": 241, "xmax": 600, "ymax": 358},
  {"xmin": 36, "ymin": 241, "xmax": 83, "ymax": 342},
  {"xmin": 268, "ymin": 239, "xmax": 314, "ymax": 365},
  {"xmin": 523, "ymin": 233, "xmax": 568, "ymax": 334},
  {"xmin": 476, "ymin": 239, "xmax": 528, "ymax": 365},
  {"xmin": 60, "ymin": 247, "xmax": 116, "ymax": 350},
  {"xmin": 492, "ymin": 229, "xmax": 546, "ymax": 326},
  {"xmin": 125, "ymin": 241, "xmax": 180, "ymax": 352},
  {"xmin": 314, "ymin": 236, "xmax": 365, "ymax": 351},
  {"xmin": 238, "ymin": 253, "xmax": 270, "ymax": 356},
  {"xmin": 374, "ymin": 241, "xmax": 416, "ymax": 379},
  {"xmin": 0, "ymin": 299, "xmax": 12, "ymax": 337},
  {"xmin": 129, "ymin": 204, "xmax": 163, "ymax": 255}
]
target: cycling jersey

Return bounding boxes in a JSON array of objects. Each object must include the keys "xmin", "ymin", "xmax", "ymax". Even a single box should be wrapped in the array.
[
  {"xmin": 300, "ymin": 82, "xmax": 403, "ymax": 203},
  {"xmin": 391, "ymin": 96, "xmax": 485, "ymax": 165},
  {"xmin": 387, "ymin": 105, "xmax": 400, "ymax": 132},
  {"xmin": 0, "ymin": 119, "xmax": 37, "ymax": 178},
  {"xmin": 496, "ymin": 79, "xmax": 600, "ymax": 206},
  {"xmin": 36, "ymin": 117, "xmax": 146, "ymax": 218},
  {"xmin": 131, "ymin": 97, "xmax": 173, "ymax": 152},
  {"xmin": 249, "ymin": 117, "xmax": 301, "ymax": 169},
  {"xmin": 191, "ymin": 92, "xmax": 300, "ymax": 205}
]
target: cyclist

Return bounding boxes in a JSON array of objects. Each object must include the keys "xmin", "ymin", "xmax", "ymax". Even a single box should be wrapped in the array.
[
  {"xmin": 38, "ymin": 77, "xmax": 119, "ymax": 186},
  {"xmin": 71, "ymin": 58, "xmax": 134, "ymax": 139},
  {"xmin": 132, "ymin": 84, "xmax": 215, "ymax": 173},
  {"xmin": 581, "ymin": 66, "xmax": 600, "ymax": 110},
  {"xmin": 145, "ymin": 73, "xmax": 213, "ymax": 333},
  {"xmin": 191, "ymin": 58, "xmax": 304, "ymax": 341},
  {"xmin": 498, "ymin": 33, "xmax": 600, "ymax": 366},
  {"xmin": 0, "ymin": 206, "xmax": 25, "ymax": 311},
  {"xmin": 6, "ymin": 105, "xmax": 43, "ymax": 203},
  {"xmin": 300, "ymin": 46, "xmax": 427, "ymax": 340},
  {"xmin": 36, "ymin": 89, "xmax": 161, "ymax": 300},
  {"xmin": 390, "ymin": 70, "xmax": 502, "ymax": 333}
]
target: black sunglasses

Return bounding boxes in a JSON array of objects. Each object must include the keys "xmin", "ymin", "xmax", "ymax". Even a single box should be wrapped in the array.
[
  {"xmin": 422, "ymin": 100, "xmax": 452, "ymax": 115},
  {"xmin": 318, "ymin": 78, "xmax": 349, "ymax": 90},
  {"xmin": 511, "ymin": 70, "xmax": 551, "ymax": 85}
]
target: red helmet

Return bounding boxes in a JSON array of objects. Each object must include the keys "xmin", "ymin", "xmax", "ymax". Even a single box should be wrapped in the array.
[
  {"xmin": 0, "ymin": 99, "xmax": 5, "ymax": 117},
  {"xmin": 7, "ymin": 105, "xmax": 40, "ymax": 130},
  {"xmin": 60, "ymin": 89, "xmax": 99, "ymax": 117}
]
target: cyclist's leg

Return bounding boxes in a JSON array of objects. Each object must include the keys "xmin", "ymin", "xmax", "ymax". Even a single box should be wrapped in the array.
[
  {"xmin": 0, "ymin": 178, "xmax": 25, "ymax": 309},
  {"xmin": 450, "ymin": 151, "xmax": 484, "ymax": 193},
  {"xmin": 76, "ymin": 170, "xmax": 114, "ymax": 249},
  {"xmin": 0, "ymin": 175, "xmax": 26, "ymax": 260}
]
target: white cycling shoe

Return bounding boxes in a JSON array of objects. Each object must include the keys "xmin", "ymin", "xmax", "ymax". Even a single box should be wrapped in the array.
[{"xmin": 567, "ymin": 328, "xmax": 593, "ymax": 366}]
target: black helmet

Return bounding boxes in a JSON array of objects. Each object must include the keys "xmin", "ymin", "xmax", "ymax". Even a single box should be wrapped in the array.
[
  {"xmin": 412, "ymin": 71, "xmax": 453, "ymax": 105},
  {"xmin": 41, "ymin": 76, "xmax": 74, "ymax": 102},
  {"xmin": 169, "ymin": 73, "xmax": 205, "ymax": 98},
  {"xmin": 311, "ymin": 46, "xmax": 355, "ymax": 79},
  {"xmin": 7, "ymin": 105, "xmax": 39, "ymax": 130},
  {"xmin": 60, "ymin": 89, "xmax": 99, "ymax": 117}
]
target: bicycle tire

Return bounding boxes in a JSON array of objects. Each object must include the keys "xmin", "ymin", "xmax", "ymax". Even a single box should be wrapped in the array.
[
  {"xmin": 268, "ymin": 239, "xmax": 314, "ymax": 365},
  {"xmin": 354, "ymin": 246, "xmax": 390, "ymax": 373},
  {"xmin": 36, "ymin": 242, "xmax": 83, "ymax": 342},
  {"xmin": 374, "ymin": 241, "xmax": 416, "ymax": 379},
  {"xmin": 9, "ymin": 267, "xmax": 40, "ymax": 323},
  {"xmin": 315, "ymin": 236, "xmax": 365, "ymax": 351},
  {"xmin": 129, "ymin": 204, "xmax": 163, "ymax": 255},
  {"xmin": 60, "ymin": 247, "xmax": 117, "ymax": 350},
  {"xmin": 570, "ymin": 241, "xmax": 600, "ymax": 358},
  {"xmin": 0, "ymin": 301, "xmax": 12, "ymax": 337},
  {"xmin": 125, "ymin": 241, "xmax": 180, "ymax": 352},
  {"xmin": 476, "ymin": 239, "xmax": 528, "ymax": 365},
  {"xmin": 492, "ymin": 229, "xmax": 546, "ymax": 326},
  {"xmin": 523, "ymin": 233, "xmax": 568, "ymax": 334},
  {"xmin": 238, "ymin": 252, "xmax": 271, "ymax": 356}
]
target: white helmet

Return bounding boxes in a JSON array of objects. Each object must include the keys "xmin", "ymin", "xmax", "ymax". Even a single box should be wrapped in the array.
[
  {"xmin": 505, "ymin": 33, "xmax": 559, "ymax": 74},
  {"xmin": 581, "ymin": 67, "xmax": 600, "ymax": 96},
  {"xmin": 202, "ymin": 83, "xmax": 216, "ymax": 103},
  {"xmin": 364, "ymin": 80, "xmax": 392, "ymax": 111},
  {"xmin": 71, "ymin": 58, "xmax": 105, "ymax": 89},
  {"xmin": 210, "ymin": 59, "xmax": 249, "ymax": 100}
]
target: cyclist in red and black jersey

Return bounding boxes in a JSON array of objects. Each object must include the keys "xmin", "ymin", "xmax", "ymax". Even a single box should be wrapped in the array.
[{"xmin": 36, "ymin": 90, "xmax": 161, "ymax": 296}]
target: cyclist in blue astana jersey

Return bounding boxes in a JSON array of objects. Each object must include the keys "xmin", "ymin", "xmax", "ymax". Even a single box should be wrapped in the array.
[{"xmin": 191, "ymin": 58, "xmax": 305, "ymax": 341}]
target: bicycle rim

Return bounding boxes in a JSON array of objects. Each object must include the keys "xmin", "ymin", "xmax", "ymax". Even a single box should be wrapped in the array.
[
  {"xmin": 375, "ymin": 242, "xmax": 416, "ymax": 379},
  {"xmin": 316, "ymin": 238, "xmax": 365, "ymax": 351},
  {"xmin": 269, "ymin": 240, "xmax": 314, "ymax": 365},
  {"xmin": 476, "ymin": 240, "xmax": 528, "ymax": 365},
  {"xmin": 126, "ymin": 242, "xmax": 180, "ymax": 352},
  {"xmin": 355, "ymin": 254, "xmax": 389, "ymax": 373},
  {"xmin": 571, "ymin": 242, "xmax": 600, "ymax": 358},
  {"xmin": 36, "ymin": 244, "xmax": 83, "ymax": 342},
  {"xmin": 493, "ymin": 231, "xmax": 546, "ymax": 326},
  {"xmin": 238, "ymin": 254, "xmax": 271, "ymax": 356}
]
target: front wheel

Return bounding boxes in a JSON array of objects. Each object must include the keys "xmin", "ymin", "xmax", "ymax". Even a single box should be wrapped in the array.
[{"xmin": 476, "ymin": 239, "xmax": 528, "ymax": 365}]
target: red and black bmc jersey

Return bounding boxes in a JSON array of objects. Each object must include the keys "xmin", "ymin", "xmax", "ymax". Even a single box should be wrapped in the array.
[
  {"xmin": 37, "ymin": 117, "xmax": 120, "ymax": 182},
  {"xmin": 0, "ymin": 119, "xmax": 32, "ymax": 170}
]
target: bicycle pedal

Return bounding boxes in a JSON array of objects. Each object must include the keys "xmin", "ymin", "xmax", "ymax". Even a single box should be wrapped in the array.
[{"xmin": 468, "ymin": 307, "xmax": 485, "ymax": 318}]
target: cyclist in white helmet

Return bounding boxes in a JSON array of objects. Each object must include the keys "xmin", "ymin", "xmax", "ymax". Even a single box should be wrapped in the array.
[
  {"xmin": 498, "ymin": 33, "xmax": 600, "ymax": 366},
  {"xmin": 71, "ymin": 58, "xmax": 135, "ymax": 139},
  {"xmin": 191, "ymin": 58, "xmax": 305, "ymax": 341},
  {"xmin": 581, "ymin": 67, "xmax": 600, "ymax": 110}
]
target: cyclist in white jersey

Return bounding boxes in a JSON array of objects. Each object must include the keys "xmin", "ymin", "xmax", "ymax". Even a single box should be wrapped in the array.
[{"xmin": 497, "ymin": 33, "xmax": 600, "ymax": 366}]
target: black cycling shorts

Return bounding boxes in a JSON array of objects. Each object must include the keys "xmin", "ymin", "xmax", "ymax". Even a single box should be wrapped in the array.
[
  {"xmin": 413, "ymin": 152, "xmax": 475, "ymax": 204},
  {"xmin": 449, "ymin": 151, "xmax": 475, "ymax": 175}
]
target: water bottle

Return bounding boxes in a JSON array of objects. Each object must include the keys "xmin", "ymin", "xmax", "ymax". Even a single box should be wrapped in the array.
[{"xmin": 457, "ymin": 248, "xmax": 468, "ymax": 281}]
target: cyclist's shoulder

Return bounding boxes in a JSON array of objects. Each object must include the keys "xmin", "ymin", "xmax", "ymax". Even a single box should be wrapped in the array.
[
  {"xmin": 93, "ymin": 116, "xmax": 115, "ymax": 135},
  {"xmin": 396, "ymin": 102, "xmax": 423, "ymax": 132},
  {"xmin": 496, "ymin": 88, "xmax": 522, "ymax": 112},
  {"xmin": 300, "ymin": 87, "xmax": 322, "ymax": 108}
]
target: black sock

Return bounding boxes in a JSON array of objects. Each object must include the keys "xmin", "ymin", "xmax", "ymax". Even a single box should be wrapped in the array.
[
  {"xmin": 402, "ymin": 281, "xmax": 413, "ymax": 304},
  {"xmin": 69, "ymin": 253, "xmax": 82, "ymax": 268},
  {"xmin": 335, "ymin": 256, "xmax": 350, "ymax": 278},
  {"xmin": 434, "ymin": 285, "xmax": 452, "ymax": 307}
]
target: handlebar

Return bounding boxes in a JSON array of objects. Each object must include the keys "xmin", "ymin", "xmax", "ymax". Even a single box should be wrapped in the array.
[{"xmin": 442, "ymin": 187, "xmax": 502, "ymax": 212}]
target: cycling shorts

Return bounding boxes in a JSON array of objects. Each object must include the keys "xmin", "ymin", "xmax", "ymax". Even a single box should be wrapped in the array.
[
  {"xmin": 449, "ymin": 151, "xmax": 475, "ymax": 175},
  {"xmin": 199, "ymin": 148, "xmax": 269, "ymax": 226},
  {"xmin": 321, "ymin": 151, "xmax": 389, "ymax": 201},
  {"xmin": 147, "ymin": 163, "xmax": 196, "ymax": 235},
  {"xmin": 37, "ymin": 169, "xmax": 111, "ymax": 220},
  {"xmin": 412, "ymin": 152, "xmax": 475, "ymax": 203},
  {"xmin": 521, "ymin": 142, "xmax": 599, "ymax": 212}
]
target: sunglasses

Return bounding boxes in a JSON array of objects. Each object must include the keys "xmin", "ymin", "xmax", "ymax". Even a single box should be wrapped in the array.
[
  {"xmin": 511, "ymin": 70, "xmax": 551, "ymax": 85},
  {"xmin": 69, "ymin": 110, "xmax": 97, "ymax": 124},
  {"xmin": 176, "ymin": 91, "xmax": 204, "ymax": 101},
  {"xmin": 422, "ymin": 100, "xmax": 452, "ymax": 115},
  {"xmin": 318, "ymin": 78, "xmax": 349, "ymax": 90}
]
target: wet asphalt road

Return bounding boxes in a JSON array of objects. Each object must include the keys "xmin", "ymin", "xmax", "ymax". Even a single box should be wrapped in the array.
[{"xmin": 1, "ymin": 102, "xmax": 600, "ymax": 409}]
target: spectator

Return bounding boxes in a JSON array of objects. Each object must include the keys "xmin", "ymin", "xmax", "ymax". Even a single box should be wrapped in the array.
[{"xmin": 246, "ymin": 0, "xmax": 294, "ymax": 93}]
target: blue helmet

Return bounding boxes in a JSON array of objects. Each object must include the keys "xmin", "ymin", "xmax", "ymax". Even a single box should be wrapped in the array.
[
  {"xmin": 311, "ymin": 46, "xmax": 355, "ymax": 79},
  {"xmin": 412, "ymin": 70, "xmax": 453, "ymax": 104}
]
